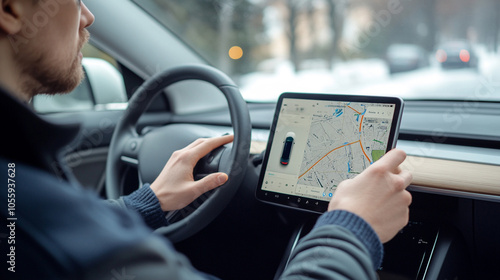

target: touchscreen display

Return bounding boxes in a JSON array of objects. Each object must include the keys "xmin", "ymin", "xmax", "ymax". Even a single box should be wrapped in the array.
[{"xmin": 257, "ymin": 93, "xmax": 403, "ymax": 213}]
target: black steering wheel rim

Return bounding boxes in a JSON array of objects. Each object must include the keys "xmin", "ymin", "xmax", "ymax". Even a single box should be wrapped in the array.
[{"xmin": 106, "ymin": 64, "xmax": 251, "ymax": 242}]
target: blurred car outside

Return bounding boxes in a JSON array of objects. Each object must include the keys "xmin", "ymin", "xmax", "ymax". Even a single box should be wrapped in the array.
[
  {"xmin": 435, "ymin": 41, "xmax": 479, "ymax": 69},
  {"xmin": 385, "ymin": 44, "xmax": 430, "ymax": 75}
]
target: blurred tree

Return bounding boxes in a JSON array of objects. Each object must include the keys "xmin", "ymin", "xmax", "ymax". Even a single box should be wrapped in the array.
[
  {"xmin": 353, "ymin": 0, "xmax": 435, "ymax": 57},
  {"xmin": 285, "ymin": 0, "xmax": 302, "ymax": 72},
  {"xmin": 218, "ymin": 0, "xmax": 234, "ymax": 74},
  {"xmin": 325, "ymin": 0, "xmax": 345, "ymax": 69},
  {"xmin": 421, "ymin": 0, "xmax": 437, "ymax": 52},
  {"xmin": 437, "ymin": 0, "xmax": 474, "ymax": 40},
  {"xmin": 231, "ymin": 1, "xmax": 266, "ymax": 74},
  {"xmin": 492, "ymin": 0, "xmax": 500, "ymax": 52},
  {"xmin": 484, "ymin": 0, "xmax": 500, "ymax": 52}
]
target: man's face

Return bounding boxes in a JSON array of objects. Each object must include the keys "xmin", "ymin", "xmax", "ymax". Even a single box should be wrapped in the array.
[{"xmin": 11, "ymin": 0, "xmax": 94, "ymax": 97}]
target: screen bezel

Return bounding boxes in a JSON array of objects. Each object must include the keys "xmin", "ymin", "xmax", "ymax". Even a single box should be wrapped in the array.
[{"xmin": 255, "ymin": 92, "xmax": 404, "ymax": 214}]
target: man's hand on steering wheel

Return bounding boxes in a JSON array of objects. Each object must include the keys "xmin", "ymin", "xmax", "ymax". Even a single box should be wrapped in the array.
[
  {"xmin": 150, "ymin": 135, "xmax": 234, "ymax": 211},
  {"xmin": 106, "ymin": 65, "xmax": 251, "ymax": 242}
]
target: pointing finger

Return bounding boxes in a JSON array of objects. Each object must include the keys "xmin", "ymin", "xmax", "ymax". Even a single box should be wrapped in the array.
[
  {"xmin": 194, "ymin": 172, "xmax": 228, "ymax": 193},
  {"xmin": 373, "ymin": 149, "xmax": 407, "ymax": 172}
]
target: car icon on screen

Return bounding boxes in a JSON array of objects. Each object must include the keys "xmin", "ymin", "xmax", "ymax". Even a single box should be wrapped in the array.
[{"xmin": 280, "ymin": 132, "xmax": 295, "ymax": 165}]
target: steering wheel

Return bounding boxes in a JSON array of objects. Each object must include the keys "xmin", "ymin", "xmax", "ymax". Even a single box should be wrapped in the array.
[{"xmin": 106, "ymin": 64, "xmax": 251, "ymax": 242}]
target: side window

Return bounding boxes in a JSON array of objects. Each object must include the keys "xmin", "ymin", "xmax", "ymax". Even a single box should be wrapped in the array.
[{"xmin": 33, "ymin": 44, "xmax": 128, "ymax": 113}]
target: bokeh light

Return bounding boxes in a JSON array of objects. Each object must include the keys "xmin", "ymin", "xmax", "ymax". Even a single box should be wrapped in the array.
[
  {"xmin": 229, "ymin": 46, "xmax": 243, "ymax": 60},
  {"xmin": 435, "ymin": 49, "xmax": 447, "ymax": 63},
  {"xmin": 459, "ymin": 49, "xmax": 471, "ymax": 63}
]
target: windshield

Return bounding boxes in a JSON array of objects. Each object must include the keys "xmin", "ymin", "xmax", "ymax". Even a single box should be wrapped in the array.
[{"xmin": 134, "ymin": 0, "xmax": 500, "ymax": 103}]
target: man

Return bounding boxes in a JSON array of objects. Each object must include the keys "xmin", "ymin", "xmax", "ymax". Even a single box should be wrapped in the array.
[{"xmin": 0, "ymin": 1, "xmax": 412, "ymax": 279}]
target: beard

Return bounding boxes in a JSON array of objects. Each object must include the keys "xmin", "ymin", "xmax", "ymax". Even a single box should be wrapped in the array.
[{"xmin": 20, "ymin": 30, "xmax": 90, "ymax": 97}]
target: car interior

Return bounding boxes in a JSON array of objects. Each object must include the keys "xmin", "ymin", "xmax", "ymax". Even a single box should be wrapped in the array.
[{"xmin": 32, "ymin": 0, "xmax": 500, "ymax": 279}]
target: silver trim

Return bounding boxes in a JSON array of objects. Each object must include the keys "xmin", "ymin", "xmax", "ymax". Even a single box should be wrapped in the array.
[
  {"xmin": 284, "ymin": 224, "xmax": 305, "ymax": 270},
  {"xmin": 94, "ymin": 102, "xmax": 128, "ymax": 111},
  {"xmin": 416, "ymin": 251, "xmax": 427, "ymax": 278},
  {"xmin": 408, "ymin": 185, "xmax": 500, "ymax": 203},
  {"xmin": 422, "ymin": 230, "xmax": 440, "ymax": 280},
  {"xmin": 120, "ymin": 156, "xmax": 139, "ymax": 166},
  {"xmin": 397, "ymin": 140, "xmax": 500, "ymax": 166}
]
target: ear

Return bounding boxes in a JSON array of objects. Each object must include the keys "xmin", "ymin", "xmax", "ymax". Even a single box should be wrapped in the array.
[{"xmin": 0, "ymin": 0, "xmax": 24, "ymax": 35}]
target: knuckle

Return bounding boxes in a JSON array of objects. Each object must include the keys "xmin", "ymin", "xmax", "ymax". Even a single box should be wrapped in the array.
[
  {"xmin": 171, "ymin": 150, "xmax": 183, "ymax": 158},
  {"xmin": 190, "ymin": 138, "xmax": 206, "ymax": 147},
  {"xmin": 404, "ymin": 190, "xmax": 413, "ymax": 206},
  {"xmin": 393, "ymin": 176, "xmax": 406, "ymax": 190},
  {"xmin": 337, "ymin": 178, "xmax": 352, "ymax": 189},
  {"xmin": 369, "ymin": 164, "xmax": 386, "ymax": 177},
  {"xmin": 196, "ymin": 138, "xmax": 208, "ymax": 143},
  {"xmin": 407, "ymin": 172, "xmax": 414, "ymax": 184},
  {"xmin": 171, "ymin": 149, "xmax": 192, "ymax": 162},
  {"xmin": 182, "ymin": 150, "xmax": 195, "ymax": 160}
]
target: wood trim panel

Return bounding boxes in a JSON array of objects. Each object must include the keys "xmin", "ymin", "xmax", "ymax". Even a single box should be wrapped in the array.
[{"xmin": 401, "ymin": 156, "xmax": 500, "ymax": 196}]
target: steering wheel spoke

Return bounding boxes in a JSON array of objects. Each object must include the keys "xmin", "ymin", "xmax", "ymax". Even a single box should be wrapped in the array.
[{"xmin": 119, "ymin": 136, "xmax": 143, "ymax": 167}]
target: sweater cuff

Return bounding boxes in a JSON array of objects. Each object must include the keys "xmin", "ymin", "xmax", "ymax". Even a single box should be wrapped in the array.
[
  {"xmin": 314, "ymin": 210, "xmax": 383, "ymax": 269},
  {"xmin": 123, "ymin": 184, "xmax": 168, "ymax": 230}
]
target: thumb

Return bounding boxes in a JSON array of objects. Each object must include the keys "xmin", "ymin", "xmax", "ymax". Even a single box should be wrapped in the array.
[{"xmin": 195, "ymin": 172, "xmax": 228, "ymax": 193}]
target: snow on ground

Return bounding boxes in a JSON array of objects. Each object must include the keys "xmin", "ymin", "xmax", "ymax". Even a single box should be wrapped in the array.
[{"xmin": 239, "ymin": 51, "xmax": 500, "ymax": 102}]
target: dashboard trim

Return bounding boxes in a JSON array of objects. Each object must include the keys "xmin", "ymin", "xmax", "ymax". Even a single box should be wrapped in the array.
[{"xmin": 401, "ymin": 155, "xmax": 500, "ymax": 196}]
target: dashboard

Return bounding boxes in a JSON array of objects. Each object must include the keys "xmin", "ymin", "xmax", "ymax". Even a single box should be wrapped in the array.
[{"xmin": 168, "ymin": 99, "xmax": 500, "ymax": 279}]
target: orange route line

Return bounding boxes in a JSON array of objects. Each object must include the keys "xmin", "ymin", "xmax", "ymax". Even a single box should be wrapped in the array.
[
  {"xmin": 351, "ymin": 106, "xmax": 369, "ymax": 161},
  {"xmin": 347, "ymin": 105, "xmax": 361, "ymax": 115},
  {"xmin": 359, "ymin": 114, "xmax": 364, "ymax": 132},
  {"xmin": 298, "ymin": 140, "xmax": 360, "ymax": 179},
  {"xmin": 359, "ymin": 140, "xmax": 371, "ymax": 163}
]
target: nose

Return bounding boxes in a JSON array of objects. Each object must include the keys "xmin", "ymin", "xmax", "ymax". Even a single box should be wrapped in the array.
[{"xmin": 80, "ymin": 2, "xmax": 95, "ymax": 28}]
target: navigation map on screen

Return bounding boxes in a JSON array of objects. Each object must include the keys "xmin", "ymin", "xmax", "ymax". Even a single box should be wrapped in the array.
[{"xmin": 261, "ymin": 97, "xmax": 397, "ymax": 202}]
